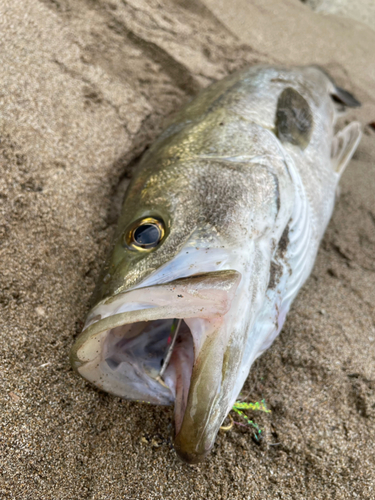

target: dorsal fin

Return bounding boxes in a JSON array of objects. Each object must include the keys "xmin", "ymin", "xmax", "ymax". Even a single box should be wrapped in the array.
[
  {"xmin": 331, "ymin": 86, "xmax": 361, "ymax": 108},
  {"xmin": 275, "ymin": 87, "xmax": 313, "ymax": 149},
  {"xmin": 331, "ymin": 121, "xmax": 362, "ymax": 176}
]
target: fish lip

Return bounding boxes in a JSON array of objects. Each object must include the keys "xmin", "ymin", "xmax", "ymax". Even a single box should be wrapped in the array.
[{"xmin": 70, "ymin": 270, "xmax": 241, "ymax": 421}]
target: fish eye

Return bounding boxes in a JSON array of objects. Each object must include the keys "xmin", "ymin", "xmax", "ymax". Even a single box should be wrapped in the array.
[{"xmin": 125, "ymin": 217, "xmax": 165, "ymax": 250}]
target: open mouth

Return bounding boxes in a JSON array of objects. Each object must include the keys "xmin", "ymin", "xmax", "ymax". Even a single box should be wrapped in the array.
[
  {"xmin": 70, "ymin": 270, "xmax": 241, "ymax": 438},
  {"xmin": 102, "ymin": 317, "xmax": 195, "ymax": 433}
]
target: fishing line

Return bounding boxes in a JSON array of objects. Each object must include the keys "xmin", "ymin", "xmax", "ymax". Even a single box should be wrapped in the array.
[{"xmin": 156, "ymin": 318, "xmax": 182, "ymax": 386}]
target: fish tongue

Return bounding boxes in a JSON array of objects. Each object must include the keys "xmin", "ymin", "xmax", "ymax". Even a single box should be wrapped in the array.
[{"xmin": 173, "ymin": 316, "xmax": 228, "ymax": 464}]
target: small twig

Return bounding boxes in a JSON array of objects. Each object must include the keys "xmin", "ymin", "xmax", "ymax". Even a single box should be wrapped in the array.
[{"xmin": 233, "ymin": 420, "xmax": 249, "ymax": 428}]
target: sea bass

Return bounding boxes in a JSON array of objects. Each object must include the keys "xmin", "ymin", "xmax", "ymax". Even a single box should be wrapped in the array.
[{"xmin": 70, "ymin": 65, "xmax": 361, "ymax": 463}]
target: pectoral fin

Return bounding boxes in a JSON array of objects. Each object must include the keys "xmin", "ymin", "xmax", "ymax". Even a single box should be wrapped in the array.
[{"xmin": 331, "ymin": 121, "xmax": 362, "ymax": 176}]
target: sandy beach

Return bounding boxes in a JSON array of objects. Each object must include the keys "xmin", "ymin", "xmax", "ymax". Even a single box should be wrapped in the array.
[{"xmin": 0, "ymin": 0, "xmax": 374, "ymax": 498}]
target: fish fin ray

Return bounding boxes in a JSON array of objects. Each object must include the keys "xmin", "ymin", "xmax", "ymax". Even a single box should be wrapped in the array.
[{"xmin": 331, "ymin": 121, "xmax": 362, "ymax": 176}]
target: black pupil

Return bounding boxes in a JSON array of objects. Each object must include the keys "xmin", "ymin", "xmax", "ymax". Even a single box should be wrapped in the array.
[{"xmin": 133, "ymin": 224, "xmax": 160, "ymax": 246}]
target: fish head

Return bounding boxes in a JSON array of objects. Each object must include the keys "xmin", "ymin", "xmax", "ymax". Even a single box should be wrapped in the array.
[{"xmin": 71, "ymin": 131, "xmax": 283, "ymax": 463}]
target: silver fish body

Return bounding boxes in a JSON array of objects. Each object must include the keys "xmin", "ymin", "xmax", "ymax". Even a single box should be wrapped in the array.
[{"xmin": 70, "ymin": 65, "xmax": 361, "ymax": 463}]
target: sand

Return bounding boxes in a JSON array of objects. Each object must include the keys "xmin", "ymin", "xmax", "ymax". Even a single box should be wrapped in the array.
[
  {"xmin": 0, "ymin": 0, "xmax": 374, "ymax": 498},
  {"xmin": 303, "ymin": 0, "xmax": 375, "ymax": 32}
]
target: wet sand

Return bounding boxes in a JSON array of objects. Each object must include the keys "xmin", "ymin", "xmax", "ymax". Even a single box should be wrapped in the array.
[{"xmin": 0, "ymin": 0, "xmax": 374, "ymax": 498}]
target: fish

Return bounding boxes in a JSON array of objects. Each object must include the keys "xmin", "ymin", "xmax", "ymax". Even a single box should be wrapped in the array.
[{"xmin": 70, "ymin": 65, "xmax": 362, "ymax": 463}]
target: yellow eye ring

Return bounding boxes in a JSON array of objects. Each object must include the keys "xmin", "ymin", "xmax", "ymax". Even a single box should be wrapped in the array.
[{"xmin": 124, "ymin": 217, "xmax": 165, "ymax": 251}]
